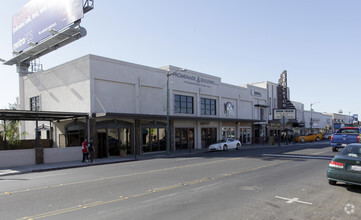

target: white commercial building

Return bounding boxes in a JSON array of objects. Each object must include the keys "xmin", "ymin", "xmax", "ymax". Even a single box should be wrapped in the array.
[{"xmin": 20, "ymin": 54, "xmax": 269, "ymax": 157}]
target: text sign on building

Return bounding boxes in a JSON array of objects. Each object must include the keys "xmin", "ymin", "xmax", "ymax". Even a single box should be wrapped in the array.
[
  {"xmin": 172, "ymin": 71, "xmax": 220, "ymax": 88},
  {"xmin": 277, "ymin": 70, "xmax": 288, "ymax": 109},
  {"xmin": 274, "ymin": 109, "xmax": 296, "ymax": 120},
  {"xmin": 12, "ymin": 0, "xmax": 84, "ymax": 52}
]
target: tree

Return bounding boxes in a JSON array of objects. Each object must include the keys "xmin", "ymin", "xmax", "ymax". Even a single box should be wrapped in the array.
[
  {"xmin": 2, "ymin": 120, "xmax": 22, "ymax": 148},
  {"xmin": 1, "ymin": 102, "xmax": 23, "ymax": 149}
]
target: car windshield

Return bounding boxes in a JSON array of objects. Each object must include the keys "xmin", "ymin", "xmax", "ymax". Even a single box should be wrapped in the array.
[
  {"xmin": 338, "ymin": 129, "xmax": 359, "ymax": 134},
  {"xmin": 340, "ymin": 145, "xmax": 361, "ymax": 158}
]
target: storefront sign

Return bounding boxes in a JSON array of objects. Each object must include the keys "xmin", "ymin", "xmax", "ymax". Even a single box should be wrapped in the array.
[
  {"xmin": 172, "ymin": 72, "xmax": 219, "ymax": 88},
  {"xmin": 251, "ymin": 89, "xmax": 262, "ymax": 97},
  {"xmin": 277, "ymin": 70, "xmax": 288, "ymax": 109}
]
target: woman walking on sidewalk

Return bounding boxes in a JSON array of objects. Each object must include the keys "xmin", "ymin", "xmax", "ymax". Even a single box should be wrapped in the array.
[{"xmin": 82, "ymin": 139, "xmax": 88, "ymax": 162}]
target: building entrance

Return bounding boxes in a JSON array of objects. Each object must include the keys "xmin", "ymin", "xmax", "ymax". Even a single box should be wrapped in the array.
[
  {"xmin": 142, "ymin": 127, "xmax": 166, "ymax": 153},
  {"xmin": 201, "ymin": 128, "xmax": 217, "ymax": 148},
  {"xmin": 222, "ymin": 127, "xmax": 235, "ymax": 139},
  {"xmin": 175, "ymin": 128, "xmax": 194, "ymax": 151},
  {"xmin": 96, "ymin": 128, "xmax": 131, "ymax": 157},
  {"xmin": 239, "ymin": 128, "xmax": 252, "ymax": 145}
]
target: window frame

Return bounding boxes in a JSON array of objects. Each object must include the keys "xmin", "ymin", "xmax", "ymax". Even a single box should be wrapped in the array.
[
  {"xmin": 201, "ymin": 97, "xmax": 217, "ymax": 116},
  {"xmin": 174, "ymin": 94, "xmax": 194, "ymax": 114},
  {"xmin": 30, "ymin": 96, "xmax": 41, "ymax": 111}
]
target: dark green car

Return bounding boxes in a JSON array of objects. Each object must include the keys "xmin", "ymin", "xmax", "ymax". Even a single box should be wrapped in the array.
[{"xmin": 327, "ymin": 143, "xmax": 361, "ymax": 186}]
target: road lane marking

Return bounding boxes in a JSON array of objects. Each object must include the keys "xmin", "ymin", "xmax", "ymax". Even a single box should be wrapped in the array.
[
  {"xmin": 275, "ymin": 196, "xmax": 313, "ymax": 205},
  {"xmin": 18, "ymin": 160, "xmax": 290, "ymax": 219},
  {"xmin": 1, "ymin": 157, "xmax": 242, "ymax": 197},
  {"xmin": 262, "ymin": 154, "xmax": 333, "ymax": 160},
  {"xmin": 28, "ymin": 173, "xmax": 67, "ymax": 179}
]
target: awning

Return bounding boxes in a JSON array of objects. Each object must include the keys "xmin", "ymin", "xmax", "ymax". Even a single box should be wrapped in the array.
[{"xmin": 0, "ymin": 110, "xmax": 88, "ymax": 121}]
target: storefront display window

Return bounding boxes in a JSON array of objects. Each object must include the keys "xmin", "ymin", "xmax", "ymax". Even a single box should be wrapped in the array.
[
  {"xmin": 222, "ymin": 127, "xmax": 235, "ymax": 139},
  {"xmin": 201, "ymin": 128, "xmax": 217, "ymax": 148},
  {"xmin": 142, "ymin": 128, "xmax": 166, "ymax": 153},
  {"xmin": 175, "ymin": 128, "xmax": 194, "ymax": 150}
]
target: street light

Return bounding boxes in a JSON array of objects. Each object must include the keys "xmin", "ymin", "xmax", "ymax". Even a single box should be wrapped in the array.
[
  {"xmin": 166, "ymin": 68, "xmax": 186, "ymax": 155},
  {"xmin": 310, "ymin": 101, "xmax": 320, "ymax": 133}
]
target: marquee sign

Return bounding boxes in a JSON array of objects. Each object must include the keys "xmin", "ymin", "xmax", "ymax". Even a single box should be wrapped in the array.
[{"xmin": 274, "ymin": 109, "xmax": 296, "ymax": 120}]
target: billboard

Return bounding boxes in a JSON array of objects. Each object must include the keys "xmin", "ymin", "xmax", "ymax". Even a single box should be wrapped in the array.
[
  {"xmin": 12, "ymin": 0, "xmax": 84, "ymax": 53},
  {"xmin": 353, "ymin": 114, "xmax": 358, "ymax": 122}
]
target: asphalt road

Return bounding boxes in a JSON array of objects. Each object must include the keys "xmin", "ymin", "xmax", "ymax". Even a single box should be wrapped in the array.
[{"xmin": 0, "ymin": 142, "xmax": 360, "ymax": 220}]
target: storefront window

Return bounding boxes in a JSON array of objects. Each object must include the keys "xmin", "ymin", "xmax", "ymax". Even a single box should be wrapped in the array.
[
  {"xmin": 175, "ymin": 128, "xmax": 194, "ymax": 150},
  {"xmin": 66, "ymin": 124, "xmax": 86, "ymax": 147},
  {"xmin": 222, "ymin": 127, "xmax": 235, "ymax": 139},
  {"xmin": 142, "ymin": 127, "xmax": 166, "ymax": 153},
  {"xmin": 239, "ymin": 128, "xmax": 252, "ymax": 145},
  {"xmin": 201, "ymin": 128, "xmax": 217, "ymax": 148},
  {"xmin": 95, "ymin": 121, "xmax": 133, "ymax": 157},
  {"xmin": 108, "ymin": 128, "xmax": 119, "ymax": 155}
]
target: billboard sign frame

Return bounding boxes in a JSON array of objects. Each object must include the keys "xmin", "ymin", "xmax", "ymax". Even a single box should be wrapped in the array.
[{"xmin": 12, "ymin": 0, "xmax": 84, "ymax": 53}]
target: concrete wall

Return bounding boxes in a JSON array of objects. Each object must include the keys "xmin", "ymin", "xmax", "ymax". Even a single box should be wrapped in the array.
[
  {"xmin": 44, "ymin": 147, "xmax": 82, "ymax": 163},
  {"xmin": 0, "ymin": 147, "xmax": 82, "ymax": 168},
  {"xmin": 0, "ymin": 149, "xmax": 35, "ymax": 168}
]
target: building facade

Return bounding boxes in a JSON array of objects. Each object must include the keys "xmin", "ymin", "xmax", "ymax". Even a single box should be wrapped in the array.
[{"xmin": 20, "ymin": 54, "xmax": 269, "ymax": 157}]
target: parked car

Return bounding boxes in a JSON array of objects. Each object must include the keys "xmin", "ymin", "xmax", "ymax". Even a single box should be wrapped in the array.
[
  {"xmin": 294, "ymin": 133, "xmax": 323, "ymax": 143},
  {"xmin": 327, "ymin": 143, "xmax": 361, "ymax": 186},
  {"xmin": 208, "ymin": 138, "xmax": 241, "ymax": 151},
  {"xmin": 322, "ymin": 133, "xmax": 333, "ymax": 140}
]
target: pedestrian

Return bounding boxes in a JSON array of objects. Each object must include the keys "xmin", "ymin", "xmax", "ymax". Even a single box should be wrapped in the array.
[
  {"xmin": 87, "ymin": 138, "xmax": 95, "ymax": 163},
  {"xmin": 82, "ymin": 138, "xmax": 88, "ymax": 162}
]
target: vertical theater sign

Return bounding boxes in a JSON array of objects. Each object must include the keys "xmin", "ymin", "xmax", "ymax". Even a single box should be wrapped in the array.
[{"xmin": 274, "ymin": 70, "xmax": 296, "ymax": 128}]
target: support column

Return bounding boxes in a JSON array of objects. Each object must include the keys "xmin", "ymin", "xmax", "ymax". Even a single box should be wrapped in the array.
[
  {"xmin": 89, "ymin": 116, "xmax": 97, "ymax": 157},
  {"xmin": 135, "ymin": 119, "xmax": 141, "ymax": 155},
  {"xmin": 35, "ymin": 148, "xmax": 44, "ymax": 164}
]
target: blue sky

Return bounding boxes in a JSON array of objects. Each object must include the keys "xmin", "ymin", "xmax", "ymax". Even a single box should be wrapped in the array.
[{"xmin": 0, "ymin": 0, "xmax": 360, "ymax": 117}]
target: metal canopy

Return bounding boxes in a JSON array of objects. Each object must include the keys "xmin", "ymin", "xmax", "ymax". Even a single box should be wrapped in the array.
[
  {"xmin": 95, "ymin": 112, "xmax": 265, "ymax": 123},
  {"xmin": 0, "ymin": 110, "xmax": 89, "ymax": 121}
]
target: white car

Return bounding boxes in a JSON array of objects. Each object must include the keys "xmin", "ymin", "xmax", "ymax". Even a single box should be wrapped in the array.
[{"xmin": 208, "ymin": 138, "xmax": 242, "ymax": 151}]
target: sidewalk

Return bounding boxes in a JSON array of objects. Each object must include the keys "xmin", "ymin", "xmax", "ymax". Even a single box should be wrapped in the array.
[{"xmin": 0, "ymin": 143, "xmax": 289, "ymax": 177}]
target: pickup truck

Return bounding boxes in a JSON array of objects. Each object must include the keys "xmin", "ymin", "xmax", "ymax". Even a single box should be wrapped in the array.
[{"xmin": 331, "ymin": 127, "xmax": 361, "ymax": 152}]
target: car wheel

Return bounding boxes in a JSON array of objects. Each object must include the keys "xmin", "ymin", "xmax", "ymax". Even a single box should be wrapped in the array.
[
  {"xmin": 316, "ymin": 137, "xmax": 320, "ymax": 141},
  {"xmin": 301, "ymin": 138, "xmax": 305, "ymax": 143},
  {"xmin": 236, "ymin": 143, "xmax": 241, "ymax": 150},
  {"xmin": 332, "ymin": 147, "xmax": 338, "ymax": 152},
  {"xmin": 223, "ymin": 145, "xmax": 228, "ymax": 151},
  {"xmin": 328, "ymin": 179, "xmax": 337, "ymax": 185}
]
